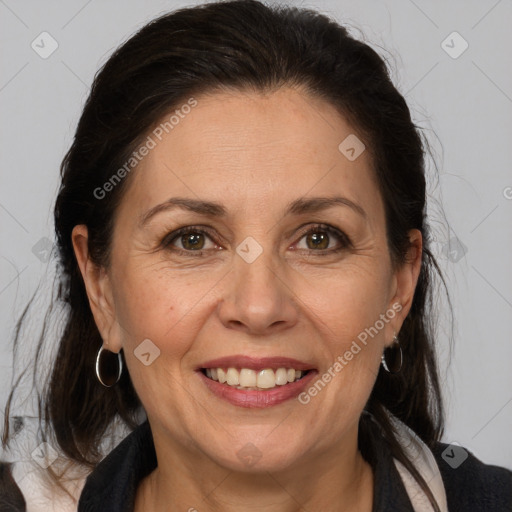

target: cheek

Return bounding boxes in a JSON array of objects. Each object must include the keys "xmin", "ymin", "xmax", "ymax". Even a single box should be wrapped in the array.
[
  {"xmin": 111, "ymin": 267, "xmax": 208, "ymax": 412},
  {"xmin": 293, "ymin": 263, "xmax": 392, "ymax": 407},
  {"xmin": 298, "ymin": 263, "xmax": 391, "ymax": 334},
  {"xmin": 296, "ymin": 269, "xmax": 388, "ymax": 427},
  {"xmin": 111, "ymin": 261, "xmax": 208, "ymax": 354}
]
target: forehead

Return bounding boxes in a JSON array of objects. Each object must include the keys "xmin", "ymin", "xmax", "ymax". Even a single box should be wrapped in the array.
[{"xmin": 118, "ymin": 87, "xmax": 383, "ymax": 223}]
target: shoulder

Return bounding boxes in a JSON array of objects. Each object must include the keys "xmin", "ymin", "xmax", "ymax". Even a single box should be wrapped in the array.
[
  {"xmin": 78, "ymin": 419, "xmax": 156, "ymax": 512},
  {"xmin": 431, "ymin": 441, "xmax": 512, "ymax": 512}
]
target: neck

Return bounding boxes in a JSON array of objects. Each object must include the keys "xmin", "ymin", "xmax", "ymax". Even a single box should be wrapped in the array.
[{"xmin": 134, "ymin": 425, "xmax": 374, "ymax": 512}]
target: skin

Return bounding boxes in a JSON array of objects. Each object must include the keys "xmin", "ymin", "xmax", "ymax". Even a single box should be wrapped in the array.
[{"xmin": 72, "ymin": 86, "xmax": 422, "ymax": 512}]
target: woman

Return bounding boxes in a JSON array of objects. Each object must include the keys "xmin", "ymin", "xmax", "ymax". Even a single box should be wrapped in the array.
[{"xmin": 2, "ymin": 0, "xmax": 511, "ymax": 511}]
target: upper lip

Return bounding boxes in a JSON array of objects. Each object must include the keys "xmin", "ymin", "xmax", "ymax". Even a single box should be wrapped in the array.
[{"xmin": 198, "ymin": 355, "xmax": 316, "ymax": 371}]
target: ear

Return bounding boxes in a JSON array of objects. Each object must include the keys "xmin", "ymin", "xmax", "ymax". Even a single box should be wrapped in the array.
[
  {"xmin": 385, "ymin": 228, "xmax": 422, "ymax": 346},
  {"xmin": 71, "ymin": 225, "xmax": 122, "ymax": 352}
]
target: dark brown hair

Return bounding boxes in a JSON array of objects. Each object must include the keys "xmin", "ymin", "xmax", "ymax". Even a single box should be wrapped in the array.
[
  {"xmin": 3, "ymin": 1, "xmax": 452, "ymax": 509},
  {"xmin": 0, "ymin": 462, "xmax": 26, "ymax": 511}
]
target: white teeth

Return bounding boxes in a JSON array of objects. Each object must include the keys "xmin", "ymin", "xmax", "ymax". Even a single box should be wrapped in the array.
[
  {"xmin": 239, "ymin": 369, "xmax": 257, "ymax": 387},
  {"xmin": 226, "ymin": 368, "xmax": 239, "ymax": 386},
  {"xmin": 257, "ymin": 369, "xmax": 275, "ymax": 389},
  {"xmin": 204, "ymin": 367, "xmax": 308, "ymax": 389},
  {"xmin": 275, "ymin": 368, "xmax": 288, "ymax": 386},
  {"xmin": 217, "ymin": 368, "xmax": 227, "ymax": 383}
]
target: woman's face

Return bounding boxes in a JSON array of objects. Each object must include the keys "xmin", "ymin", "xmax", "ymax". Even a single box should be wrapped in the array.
[{"xmin": 74, "ymin": 86, "xmax": 421, "ymax": 472}]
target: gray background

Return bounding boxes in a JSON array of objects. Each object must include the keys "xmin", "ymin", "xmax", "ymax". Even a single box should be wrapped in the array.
[{"xmin": 1, "ymin": 0, "xmax": 511, "ymax": 472}]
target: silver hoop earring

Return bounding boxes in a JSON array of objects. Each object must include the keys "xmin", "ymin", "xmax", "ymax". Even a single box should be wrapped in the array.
[
  {"xmin": 95, "ymin": 346, "xmax": 123, "ymax": 387},
  {"xmin": 381, "ymin": 334, "xmax": 403, "ymax": 374}
]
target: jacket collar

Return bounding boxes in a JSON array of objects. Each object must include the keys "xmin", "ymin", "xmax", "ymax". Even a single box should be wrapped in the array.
[{"xmin": 78, "ymin": 419, "xmax": 156, "ymax": 512}]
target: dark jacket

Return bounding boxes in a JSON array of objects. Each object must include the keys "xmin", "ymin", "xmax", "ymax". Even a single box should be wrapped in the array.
[{"xmin": 77, "ymin": 419, "xmax": 512, "ymax": 512}]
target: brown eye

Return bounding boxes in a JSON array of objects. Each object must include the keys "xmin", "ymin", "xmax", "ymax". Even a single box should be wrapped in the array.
[
  {"xmin": 295, "ymin": 224, "xmax": 351, "ymax": 254},
  {"xmin": 305, "ymin": 231, "xmax": 329, "ymax": 250},
  {"xmin": 162, "ymin": 227, "xmax": 218, "ymax": 254},
  {"xmin": 180, "ymin": 232, "xmax": 206, "ymax": 250}
]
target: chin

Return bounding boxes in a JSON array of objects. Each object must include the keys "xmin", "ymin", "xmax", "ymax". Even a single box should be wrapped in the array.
[{"xmin": 205, "ymin": 435, "xmax": 306, "ymax": 474}]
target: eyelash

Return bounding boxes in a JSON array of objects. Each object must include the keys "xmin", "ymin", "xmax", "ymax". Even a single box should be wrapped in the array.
[{"xmin": 160, "ymin": 224, "xmax": 352, "ymax": 258}]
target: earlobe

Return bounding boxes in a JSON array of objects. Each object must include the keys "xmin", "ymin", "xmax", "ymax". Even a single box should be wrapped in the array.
[{"xmin": 71, "ymin": 225, "xmax": 121, "ymax": 351}]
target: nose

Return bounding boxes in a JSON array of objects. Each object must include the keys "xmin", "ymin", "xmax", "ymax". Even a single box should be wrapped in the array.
[{"xmin": 217, "ymin": 250, "xmax": 299, "ymax": 336}]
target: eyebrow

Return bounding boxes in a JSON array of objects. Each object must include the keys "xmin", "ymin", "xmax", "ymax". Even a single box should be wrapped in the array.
[{"xmin": 138, "ymin": 195, "xmax": 367, "ymax": 228}]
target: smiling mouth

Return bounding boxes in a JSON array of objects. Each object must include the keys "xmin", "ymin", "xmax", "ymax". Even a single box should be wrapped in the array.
[{"xmin": 200, "ymin": 367, "xmax": 312, "ymax": 390}]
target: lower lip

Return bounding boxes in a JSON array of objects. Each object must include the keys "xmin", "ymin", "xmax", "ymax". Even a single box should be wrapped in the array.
[{"xmin": 198, "ymin": 370, "xmax": 318, "ymax": 408}]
